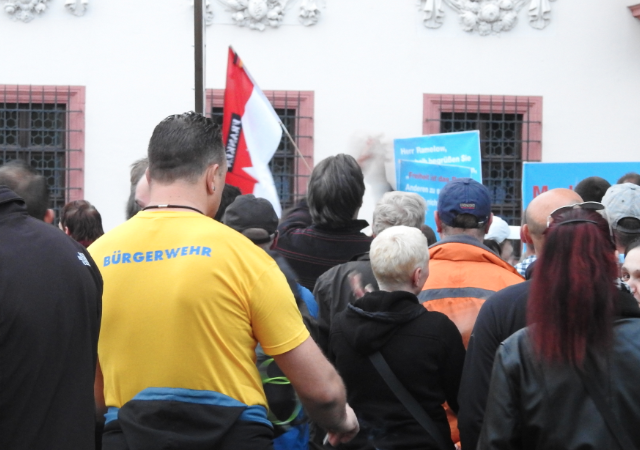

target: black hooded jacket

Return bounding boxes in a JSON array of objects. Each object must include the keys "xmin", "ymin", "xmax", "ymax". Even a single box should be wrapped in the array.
[{"xmin": 329, "ymin": 290, "xmax": 465, "ymax": 450}]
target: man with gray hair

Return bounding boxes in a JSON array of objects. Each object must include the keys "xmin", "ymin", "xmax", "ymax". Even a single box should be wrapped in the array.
[
  {"xmin": 314, "ymin": 191, "xmax": 427, "ymax": 353},
  {"xmin": 328, "ymin": 226, "xmax": 465, "ymax": 449},
  {"xmin": 602, "ymin": 183, "xmax": 640, "ymax": 257}
]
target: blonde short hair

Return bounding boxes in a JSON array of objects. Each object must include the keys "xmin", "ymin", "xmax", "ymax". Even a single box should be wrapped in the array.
[
  {"xmin": 370, "ymin": 225, "xmax": 429, "ymax": 289},
  {"xmin": 372, "ymin": 191, "xmax": 427, "ymax": 236}
]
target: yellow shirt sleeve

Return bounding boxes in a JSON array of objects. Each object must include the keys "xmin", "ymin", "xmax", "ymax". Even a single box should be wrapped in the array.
[{"xmin": 249, "ymin": 264, "xmax": 310, "ymax": 356}]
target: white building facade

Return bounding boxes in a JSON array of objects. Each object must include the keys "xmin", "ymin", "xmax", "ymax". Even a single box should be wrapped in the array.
[{"xmin": 1, "ymin": 0, "xmax": 640, "ymax": 230}]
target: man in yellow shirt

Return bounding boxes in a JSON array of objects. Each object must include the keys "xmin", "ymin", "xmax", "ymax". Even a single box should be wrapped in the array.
[{"xmin": 90, "ymin": 112, "xmax": 358, "ymax": 450}]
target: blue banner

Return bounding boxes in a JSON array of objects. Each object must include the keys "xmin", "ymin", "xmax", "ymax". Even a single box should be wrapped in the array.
[
  {"xmin": 522, "ymin": 162, "xmax": 640, "ymax": 210},
  {"xmin": 398, "ymin": 160, "xmax": 473, "ymax": 239},
  {"xmin": 393, "ymin": 131, "xmax": 482, "ymax": 189}
]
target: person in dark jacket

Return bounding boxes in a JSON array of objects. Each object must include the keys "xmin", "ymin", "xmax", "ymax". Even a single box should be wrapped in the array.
[
  {"xmin": 478, "ymin": 207, "xmax": 640, "ymax": 449},
  {"xmin": 273, "ymin": 154, "xmax": 372, "ymax": 291},
  {"xmin": 314, "ymin": 191, "xmax": 427, "ymax": 353},
  {"xmin": 330, "ymin": 226, "xmax": 465, "ymax": 450},
  {"xmin": 458, "ymin": 187, "xmax": 583, "ymax": 450},
  {"xmin": 0, "ymin": 186, "xmax": 103, "ymax": 450}
]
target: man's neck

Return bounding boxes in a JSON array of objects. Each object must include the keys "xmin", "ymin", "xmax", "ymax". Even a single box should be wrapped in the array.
[{"xmin": 147, "ymin": 180, "xmax": 210, "ymax": 216}]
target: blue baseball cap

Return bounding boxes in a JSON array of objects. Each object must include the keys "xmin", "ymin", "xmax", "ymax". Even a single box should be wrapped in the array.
[{"xmin": 437, "ymin": 178, "xmax": 491, "ymax": 227}]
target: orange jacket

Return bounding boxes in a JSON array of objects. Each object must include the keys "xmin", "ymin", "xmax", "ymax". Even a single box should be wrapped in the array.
[
  {"xmin": 420, "ymin": 235, "xmax": 524, "ymax": 447},
  {"xmin": 420, "ymin": 235, "xmax": 524, "ymax": 347}
]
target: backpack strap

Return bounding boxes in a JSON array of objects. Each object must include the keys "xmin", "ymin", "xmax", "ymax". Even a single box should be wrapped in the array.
[{"xmin": 368, "ymin": 351, "xmax": 451, "ymax": 450}]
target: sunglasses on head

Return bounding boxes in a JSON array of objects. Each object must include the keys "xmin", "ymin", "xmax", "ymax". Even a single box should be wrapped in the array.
[{"xmin": 546, "ymin": 202, "xmax": 605, "ymax": 228}]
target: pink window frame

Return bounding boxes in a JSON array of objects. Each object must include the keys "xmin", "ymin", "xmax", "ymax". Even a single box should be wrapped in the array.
[
  {"xmin": 206, "ymin": 89, "xmax": 314, "ymax": 198},
  {"xmin": 1, "ymin": 85, "xmax": 86, "ymax": 202},
  {"xmin": 423, "ymin": 94, "xmax": 543, "ymax": 161},
  {"xmin": 630, "ymin": 4, "xmax": 640, "ymax": 20}
]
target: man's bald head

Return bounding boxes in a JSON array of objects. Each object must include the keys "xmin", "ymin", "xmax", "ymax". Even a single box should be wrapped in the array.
[{"xmin": 523, "ymin": 188, "xmax": 583, "ymax": 253}]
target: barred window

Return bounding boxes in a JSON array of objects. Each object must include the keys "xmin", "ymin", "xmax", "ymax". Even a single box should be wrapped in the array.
[
  {"xmin": 0, "ymin": 86, "xmax": 85, "ymax": 220},
  {"xmin": 207, "ymin": 90, "xmax": 314, "ymax": 211},
  {"xmin": 423, "ymin": 94, "xmax": 542, "ymax": 225}
]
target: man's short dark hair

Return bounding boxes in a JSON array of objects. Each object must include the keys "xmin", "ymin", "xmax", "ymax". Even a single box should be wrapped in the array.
[
  {"xmin": 148, "ymin": 112, "xmax": 224, "ymax": 184},
  {"xmin": 125, "ymin": 157, "xmax": 149, "ymax": 220},
  {"xmin": 617, "ymin": 172, "xmax": 640, "ymax": 186},
  {"xmin": 574, "ymin": 176, "xmax": 611, "ymax": 203},
  {"xmin": 0, "ymin": 159, "xmax": 49, "ymax": 220},
  {"xmin": 450, "ymin": 213, "xmax": 484, "ymax": 229},
  {"xmin": 615, "ymin": 217, "xmax": 640, "ymax": 253},
  {"xmin": 307, "ymin": 154, "xmax": 365, "ymax": 229}
]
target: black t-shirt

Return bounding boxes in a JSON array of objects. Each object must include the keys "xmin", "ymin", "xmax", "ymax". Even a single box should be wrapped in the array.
[{"xmin": 0, "ymin": 187, "xmax": 102, "ymax": 450}]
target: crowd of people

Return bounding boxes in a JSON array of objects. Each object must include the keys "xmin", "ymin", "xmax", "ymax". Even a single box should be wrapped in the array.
[{"xmin": 2, "ymin": 111, "xmax": 640, "ymax": 450}]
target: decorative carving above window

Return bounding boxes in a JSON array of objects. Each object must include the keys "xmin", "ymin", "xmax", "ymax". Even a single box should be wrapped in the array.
[
  {"xmin": 419, "ymin": 0, "xmax": 557, "ymax": 35},
  {"xmin": 216, "ymin": 0, "xmax": 323, "ymax": 31},
  {"xmin": 3, "ymin": 0, "xmax": 50, "ymax": 22},
  {"xmin": 65, "ymin": 0, "xmax": 88, "ymax": 17}
]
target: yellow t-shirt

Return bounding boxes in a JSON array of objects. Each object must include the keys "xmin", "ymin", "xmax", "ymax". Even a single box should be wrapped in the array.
[{"xmin": 89, "ymin": 210, "xmax": 309, "ymax": 410}]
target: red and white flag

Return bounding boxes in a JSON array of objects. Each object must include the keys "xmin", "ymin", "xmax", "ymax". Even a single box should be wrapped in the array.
[{"xmin": 222, "ymin": 47, "xmax": 283, "ymax": 216}]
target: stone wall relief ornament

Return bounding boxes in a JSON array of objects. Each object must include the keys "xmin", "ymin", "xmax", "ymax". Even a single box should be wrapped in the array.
[
  {"xmin": 65, "ymin": 0, "xmax": 88, "ymax": 17},
  {"xmin": 528, "ymin": 0, "xmax": 555, "ymax": 30},
  {"xmin": 299, "ymin": 0, "xmax": 323, "ymax": 26},
  {"xmin": 3, "ymin": 0, "xmax": 50, "ymax": 22},
  {"xmin": 419, "ymin": 0, "xmax": 445, "ymax": 29},
  {"xmin": 217, "ymin": 0, "xmax": 322, "ymax": 30},
  {"xmin": 419, "ymin": 0, "xmax": 556, "ymax": 35},
  {"xmin": 217, "ymin": 0, "xmax": 290, "ymax": 31}
]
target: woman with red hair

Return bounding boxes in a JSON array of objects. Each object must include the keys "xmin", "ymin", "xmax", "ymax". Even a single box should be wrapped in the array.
[{"xmin": 478, "ymin": 206, "xmax": 640, "ymax": 449}]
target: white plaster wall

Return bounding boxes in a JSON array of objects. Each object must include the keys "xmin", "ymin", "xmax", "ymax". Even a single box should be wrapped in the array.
[{"xmin": 1, "ymin": 0, "xmax": 639, "ymax": 230}]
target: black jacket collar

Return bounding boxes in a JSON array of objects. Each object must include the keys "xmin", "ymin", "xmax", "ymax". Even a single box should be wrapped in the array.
[{"xmin": 0, "ymin": 186, "xmax": 28, "ymax": 215}]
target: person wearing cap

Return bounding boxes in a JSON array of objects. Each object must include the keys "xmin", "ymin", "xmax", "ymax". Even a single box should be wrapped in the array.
[
  {"xmin": 420, "ymin": 178, "xmax": 523, "ymax": 347},
  {"xmin": 602, "ymin": 183, "xmax": 640, "ymax": 258},
  {"xmin": 457, "ymin": 187, "xmax": 585, "ymax": 450},
  {"xmin": 223, "ymin": 194, "xmax": 318, "ymax": 328},
  {"xmin": 419, "ymin": 178, "xmax": 523, "ymax": 446},
  {"xmin": 483, "ymin": 216, "xmax": 514, "ymax": 263}
]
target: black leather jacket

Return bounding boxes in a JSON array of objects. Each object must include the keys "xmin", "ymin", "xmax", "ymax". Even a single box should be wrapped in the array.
[{"xmin": 478, "ymin": 291, "xmax": 640, "ymax": 449}]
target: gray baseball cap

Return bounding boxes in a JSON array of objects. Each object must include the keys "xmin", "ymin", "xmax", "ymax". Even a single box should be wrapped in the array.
[{"xmin": 602, "ymin": 183, "xmax": 640, "ymax": 232}]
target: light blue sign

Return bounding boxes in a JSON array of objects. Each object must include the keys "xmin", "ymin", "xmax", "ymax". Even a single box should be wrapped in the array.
[
  {"xmin": 522, "ymin": 162, "xmax": 640, "ymax": 210},
  {"xmin": 398, "ymin": 160, "xmax": 473, "ymax": 239},
  {"xmin": 394, "ymin": 130, "xmax": 482, "ymax": 189}
]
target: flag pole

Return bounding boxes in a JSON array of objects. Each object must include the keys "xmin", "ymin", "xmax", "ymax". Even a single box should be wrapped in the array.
[
  {"xmin": 194, "ymin": 0, "xmax": 206, "ymax": 114},
  {"xmin": 279, "ymin": 123, "xmax": 312, "ymax": 172}
]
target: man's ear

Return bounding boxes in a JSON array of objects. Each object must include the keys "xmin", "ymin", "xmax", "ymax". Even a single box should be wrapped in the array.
[
  {"xmin": 205, "ymin": 163, "xmax": 220, "ymax": 195},
  {"xmin": 44, "ymin": 208, "xmax": 55, "ymax": 224},
  {"xmin": 434, "ymin": 211, "xmax": 443, "ymax": 233},
  {"xmin": 521, "ymin": 224, "xmax": 533, "ymax": 245},
  {"xmin": 483, "ymin": 213, "xmax": 494, "ymax": 234}
]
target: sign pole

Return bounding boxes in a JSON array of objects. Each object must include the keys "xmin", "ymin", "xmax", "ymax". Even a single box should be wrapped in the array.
[{"xmin": 194, "ymin": 0, "xmax": 206, "ymax": 114}]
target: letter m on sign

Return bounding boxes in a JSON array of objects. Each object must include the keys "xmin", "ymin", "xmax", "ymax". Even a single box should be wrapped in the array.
[{"xmin": 533, "ymin": 185, "xmax": 548, "ymax": 198}]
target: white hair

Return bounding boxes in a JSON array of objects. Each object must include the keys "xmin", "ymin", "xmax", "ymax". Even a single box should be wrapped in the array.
[
  {"xmin": 370, "ymin": 225, "xmax": 429, "ymax": 291},
  {"xmin": 372, "ymin": 191, "xmax": 427, "ymax": 236}
]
